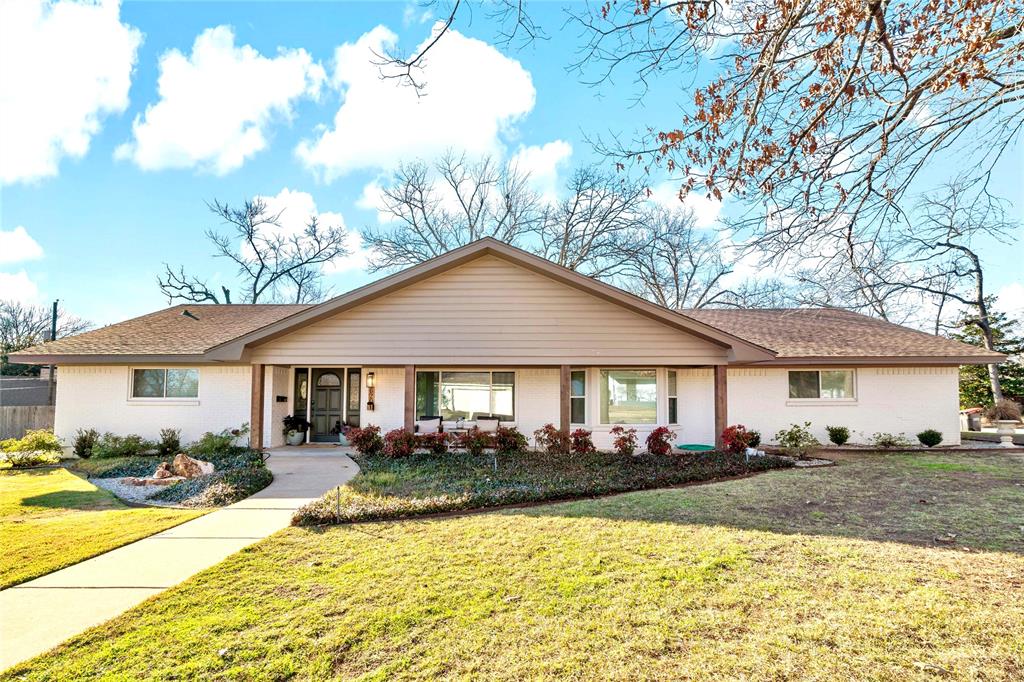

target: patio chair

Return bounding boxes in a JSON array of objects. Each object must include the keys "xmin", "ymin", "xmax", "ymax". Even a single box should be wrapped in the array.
[
  {"xmin": 415, "ymin": 416, "xmax": 442, "ymax": 433},
  {"xmin": 476, "ymin": 417, "xmax": 500, "ymax": 433}
]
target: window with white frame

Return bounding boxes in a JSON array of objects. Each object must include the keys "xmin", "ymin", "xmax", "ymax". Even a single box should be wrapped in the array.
[
  {"xmin": 416, "ymin": 371, "xmax": 515, "ymax": 421},
  {"xmin": 787, "ymin": 370, "xmax": 855, "ymax": 400},
  {"xmin": 131, "ymin": 368, "xmax": 199, "ymax": 399},
  {"xmin": 600, "ymin": 369, "xmax": 657, "ymax": 424},
  {"xmin": 570, "ymin": 370, "xmax": 586, "ymax": 424},
  {"xmin": 667, "ymin": 370, "xmax": 678, "ymax": 424}
]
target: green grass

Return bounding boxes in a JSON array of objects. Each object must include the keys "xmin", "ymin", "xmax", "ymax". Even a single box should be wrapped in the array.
[
  {"xmin": 0, "ymin": 468, "xmax": 205, "ymax": 589},
  {"xmin": 293, "ymin": 449, "xmax": 792, "ymax": 524},
  {"xmin": 6, "ymin": 451, "xmax": 1023, "ymax": 680}
]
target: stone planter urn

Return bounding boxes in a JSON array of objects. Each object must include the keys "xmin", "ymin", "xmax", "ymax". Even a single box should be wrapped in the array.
[
  {"xmin": 286, "ymin": 430, "xmax": 306, "ymax": 446},
  {"xmin": 995, "ymin": 420, "xmax": 1019, "ymax": 447}
]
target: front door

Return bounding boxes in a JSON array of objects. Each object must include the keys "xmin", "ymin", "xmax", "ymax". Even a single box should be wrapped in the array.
[{"xmin": 311, "ymin": 369, "xmax": 344, "ymax": 442}]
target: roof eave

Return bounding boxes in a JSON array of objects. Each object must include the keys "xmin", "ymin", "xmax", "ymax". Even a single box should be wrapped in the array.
[
  {"xmin": 740, "ymin": 353, "xmax": 1007, "ymax": 366},
  {"xmin": 6, "ymin": 353, "xmax": 224, "ymax": 365}
]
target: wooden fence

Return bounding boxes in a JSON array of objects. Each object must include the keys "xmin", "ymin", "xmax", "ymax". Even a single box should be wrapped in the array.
[{"xmin": 0, "ymin": 406, "xmax": 55, "ymax": 440}]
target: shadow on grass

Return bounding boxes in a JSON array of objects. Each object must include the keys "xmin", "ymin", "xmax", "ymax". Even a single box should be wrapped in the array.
[
  {"xmin": 20, "ymin": 488, "xmax": 122, "ymax": 511},
  {"xmin": 505, "ymin": 452, "xmax": 1024, "ymax": 555}
]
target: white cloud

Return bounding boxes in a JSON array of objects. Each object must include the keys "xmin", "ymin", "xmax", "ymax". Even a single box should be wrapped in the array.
[
  {"xmin": 0, "ymin": 226, "xmax": 44, "ymax": 264},
  {"xmin": 997, "ymin": 282, "xmax": 1024, "ymax": 320},
  {"xmin": 0, "ymin": 270, "xmax": 40, "ymax": 304},
  {"xmin": 255, "ymin": 188, "xmax": 370, "ymax": 273},
  {"xmin": 648, "ymin": 181, "xmax": 726, "ymax": 230},
  {"xmin": 297, "ymin": 23, "xmax": 536, "ymax": 181},
  {"xmin": 0, "ymin": 0, "xmax": 141, "ymax": 184},
  {"xmin": 510, "ymin": 141, "xmax": 573, "ymax": 202},
  {"xmin": 116, "ymin": 25, "xmax": 325, "ymax": 174},
  {"xmin": 402, "ymin": 2, "xmax": 434, "ymax": 26}
]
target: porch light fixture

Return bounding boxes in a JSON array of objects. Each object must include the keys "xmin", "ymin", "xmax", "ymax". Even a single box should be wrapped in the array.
[{"xmin": 366, "ymin": 372, "xmax": 376, "ymax": 411}]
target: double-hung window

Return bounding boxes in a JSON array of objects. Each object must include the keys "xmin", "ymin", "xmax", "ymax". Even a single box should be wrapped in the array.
[
  {"xmin": 667, "ymin": 370, "xmax": 678, "ymax": 424},
  {"xmin": 570, "ymin": 370, "xmax": 586, "ymax": 424},
  {"xmin": 600, "ymin": 369, "xmax": 657, "ymax": 424},
  {"xmin": 416, "ymin": 371, "xmax": 515, "ymax": 421},
  {"xmin": 131, "ymin": 368, "xmax": 199, "ymax": 399},
  {"xmin": 787, "ymin": 370, "xmax": 855, "ymax": 400}
]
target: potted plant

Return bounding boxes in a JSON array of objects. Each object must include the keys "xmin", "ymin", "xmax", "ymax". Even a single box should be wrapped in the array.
[
  {"xmin": 983, "ymin": 399, "xmax": 1022, "ymax": 447},
  {"xmin": 331, "ymin": 420, "xmax": 352, "ymax": 446},
  {"xmin": 282, "ymin": 415, "xmax": 310, "ymax": 446}
]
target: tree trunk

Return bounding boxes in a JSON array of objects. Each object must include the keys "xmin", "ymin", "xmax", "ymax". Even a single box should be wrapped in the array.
[{"xmin": 972, "ymin": 257, "xmax": 1004, "ymax": 402}]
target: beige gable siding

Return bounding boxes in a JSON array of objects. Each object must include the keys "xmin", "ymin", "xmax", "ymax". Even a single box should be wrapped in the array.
[{"xmin": 249, "ymin": 256, "xmax": 728, "ymax": 365}]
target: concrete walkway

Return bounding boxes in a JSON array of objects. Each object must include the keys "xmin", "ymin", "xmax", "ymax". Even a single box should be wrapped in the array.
[{"xmin": 0, "ymin": 452, "xmax": 358, "ymax": 671}]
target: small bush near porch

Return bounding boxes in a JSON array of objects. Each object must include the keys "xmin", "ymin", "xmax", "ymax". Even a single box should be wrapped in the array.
[{"xmin": 293, "ymin": 450, "xmax": 792, "ymax": 525}]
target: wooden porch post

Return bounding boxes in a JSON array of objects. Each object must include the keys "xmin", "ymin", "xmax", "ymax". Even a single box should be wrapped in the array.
[
  {"xmin": 251, "ymin": 363, "xmax": 265, "ymax": 450},
  {"xmin": 714, "ymin": 365, "xmax": 728, "ymax": 450},
  {"xmin": 404, "ymin": 365, "xmax": 416, "ymax": 431},
  {"xmin": 559, "ymin": 365, "xmax": 571, "ymax": 433}
]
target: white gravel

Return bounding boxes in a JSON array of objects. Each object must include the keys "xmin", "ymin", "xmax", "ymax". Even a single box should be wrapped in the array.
[{"xmin": 90, "ymin": 477, "xmax": 184, "ymax": 507}]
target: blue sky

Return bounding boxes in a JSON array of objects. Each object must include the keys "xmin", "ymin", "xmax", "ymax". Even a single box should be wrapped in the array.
[{"xmin": 1, "ymin": 0, "xmax": 1021, "ymax": 326}]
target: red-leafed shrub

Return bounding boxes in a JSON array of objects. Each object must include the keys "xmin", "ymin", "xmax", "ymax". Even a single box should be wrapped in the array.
[
  {"xmin": 720, "ymin": 424, "xmax": 760, "ymax": 455},
  {"xmin": 493, "ymin": 426, "xmax": 528, "ymax": 454},
  {"xmin": 645, "ymin": 426, "xmax": 676, "ymax": 456},
  {"xmin": 453, "ymin": 427, "xmax": 492, "ymax": 455},
  {"xmin": 533, "ymin": 423, "xmax": 570, "ymax": 455},
  {"xmin": 383, "ymin": 429, "xmax": 418, "ymax": 458},
  {"xmin": 570, "ymin": 428, "xmax": 596, "ymax": 455},
  {"xmin": 609, "ymin": 425, "xmax": 638, "ymax": 456},
  {"xmin": 348, "ymin": 425, "xmax": 383, "ymax": 456},
  {"xmin": 417, "ymin": 431, "xmax": 449, "ymax": 455}
]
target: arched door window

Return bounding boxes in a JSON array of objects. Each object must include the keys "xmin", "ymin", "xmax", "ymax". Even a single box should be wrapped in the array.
[{"xmin": 317, "ymin": 372, "xmax": 341, "ymax": 387}]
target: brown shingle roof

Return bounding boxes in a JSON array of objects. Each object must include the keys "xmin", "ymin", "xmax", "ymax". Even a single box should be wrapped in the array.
[
  {"xmin": 17, "ymin": 304, "xmax": 309, "ymax": 357},
  {"xmin": 681, "ymin": 307, "xmax": 1003, "ymax": 360}
]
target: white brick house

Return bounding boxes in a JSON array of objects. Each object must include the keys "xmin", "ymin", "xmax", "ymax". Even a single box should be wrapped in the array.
[{"xmin": 12, "ymin": 239, "xmax": 1004, "ymax": 451}]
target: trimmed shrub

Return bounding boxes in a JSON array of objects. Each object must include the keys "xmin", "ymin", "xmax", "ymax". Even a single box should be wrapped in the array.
[
  {"xmin": 1, "ymin": 450, "xmax": 60, "ymax": 468},
  {"xmin": 774, "ymin": 422, "xmax": 820, "ymax": 459},
  {"xmin": 720, "ymin": 424, "xmax": 758, "ymax": 454},
  {"xmin": 73, "ymin": 428, "xmax": 99, "ymax": 459},
  {"xmin": 348, "ymin": 426, "xmax": 384, "ymax": 456},
  {"xmin": 453, "ymin": 427, "xmax": 491, "ymax": 456},
  {"xmin": 917, "ymin": 429, "xmax": 943, "ymax": 448},
  {"xmin": 418, "ymin": 432, "xmax": 450, "ymax": 455},
  {"xmin": 492, "ymin": 426, "xmax": 527, "ymax": 454},
  {"xmin": 870, "ymin": 432, "xmax": 912, "ymax": 449},
  {"xmin": 91, "ymin": 433, "xmax": 155, "ymax": 459},
  {"xmin": 570, "ymin": 428, "xmax": 596, "ymax": 455},
  {"xmin": 645, "ymin": 426, "xmax": 676, "ymax": 456},
  {"xmin": 826, "ymin": 425, "xmax": 850, "ymax": 446},
  {"xmin": 157, "ymin": 428, "xmax": 181, "ymax": 457},
  {"xmin": 533, "ymin": 423, "xmax": 570, "ymax": 455},
  {"xmin": 610, "ymin": 425, "xmax": 638, "ymax": 456},
  {"xmin": 383, "ymin": 429, "xmax": 419, "ymax": 458},
  {"xmin": 187, "ymin": 424, "xmax": 249, "ymax": 457},
  {"xmin": 1, "ymin": 429, "xmax": 63, "ymax": 455}
]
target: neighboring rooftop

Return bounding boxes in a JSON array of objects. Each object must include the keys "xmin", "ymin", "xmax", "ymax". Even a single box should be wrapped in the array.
[
  {"xmin": 15, "ymin": 304, "xmax": 310, "ymax": 358},
  {"xmin": 682, "ymin": 307, "xmax": 1003, "ymax": 360}
]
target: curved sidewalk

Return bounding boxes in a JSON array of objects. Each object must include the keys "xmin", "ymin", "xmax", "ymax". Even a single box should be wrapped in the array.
[{"xmin": 0, "ymin": 452, "xmax": 358, "ymax": 671}]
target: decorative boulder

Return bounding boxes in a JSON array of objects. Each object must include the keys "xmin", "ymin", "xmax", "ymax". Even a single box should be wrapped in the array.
[
  {"xmin": 171, "ymin": 453, "xmax": 214, "ymax": 478},
  {"xmin": 153, "ymin": 462, "xmax": 174, "ymax": 479}
]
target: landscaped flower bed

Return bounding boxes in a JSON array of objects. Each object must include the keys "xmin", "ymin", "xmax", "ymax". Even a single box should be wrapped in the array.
[{"xmin": 293, "ymin": 449, "xmax": 793, "ymax": 525}]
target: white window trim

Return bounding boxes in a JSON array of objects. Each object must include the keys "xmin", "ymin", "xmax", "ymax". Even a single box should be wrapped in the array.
[
  {"xmin": 415, "ymin": 368, "xmax": 519, "ymax": 425},
  {"xmin": 598, "ymin": 367, "xmax": 660, "ymax": 426},
  {"xmin": 786, "ymin": 369, "xmax": 858, "ymax": 404},
  {"xmin": 127, "ymin": 367, "xmax": 201, "ymax": 404},
  {"xmin": 570, "ymin": 369, "xmax": 587, "ymax": 426}
]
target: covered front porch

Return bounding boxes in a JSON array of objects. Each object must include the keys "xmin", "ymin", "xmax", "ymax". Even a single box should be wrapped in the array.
[{"xmin": 250, "ymin": 364, "xmax": 731, "ymax": 451}]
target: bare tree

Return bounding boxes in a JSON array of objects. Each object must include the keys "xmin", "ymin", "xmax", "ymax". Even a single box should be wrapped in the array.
[
  {"xmin": 360, "ymin": 153, "xmax": 542, "ymax": 272},
  {"xmin": 619, "ymin": 208, "xmax": 790, "ymax": 309},
  {"xmin": 532, "ymin": 167, "xmax": 651, "ymax": 278},
  {"xmin": 1, "ymin": 300, "xmax": 91, "ymax": 374},
  {"xmin": 159, "ymin": 199, "xmax": 350, "ymax": 304},
  {"xmin": 840, "ymin": 179, "xmax": 1018, "ymax": 400}
]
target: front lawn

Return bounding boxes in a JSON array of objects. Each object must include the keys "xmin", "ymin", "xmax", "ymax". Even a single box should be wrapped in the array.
[
  {"xmin": 293, "ymin": 449, "xmax": 792, "ymax": 524},
  {"xmin": 0, "ymin": 468, "xmax": 205, "ymax": 589},
  {"xmin": 5, "ymin": 451, "xmax": 1022, "ymax": 680}
]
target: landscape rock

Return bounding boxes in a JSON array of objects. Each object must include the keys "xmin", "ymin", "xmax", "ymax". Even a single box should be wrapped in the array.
[
  {"xmin": 124, "ymin": 475, "xmax": 185, "ymax": 486},
  {"xmin": 152, "ymin": 462, "xmax": 174, "ymax": 479},
  {"xmin": 172, "ymin": 453, "xmax": 214, "ymax": 478}
]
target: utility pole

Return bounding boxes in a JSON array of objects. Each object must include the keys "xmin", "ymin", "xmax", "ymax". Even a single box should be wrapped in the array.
[{"xmin": 47, "ymin": 299, "xmax": 58, "ymax": 406}]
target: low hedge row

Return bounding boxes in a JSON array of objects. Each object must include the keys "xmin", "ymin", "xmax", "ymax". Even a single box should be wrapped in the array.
[{"xmin": 293, "ymin": 449, "xmax": 792, "ymax": 525}]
